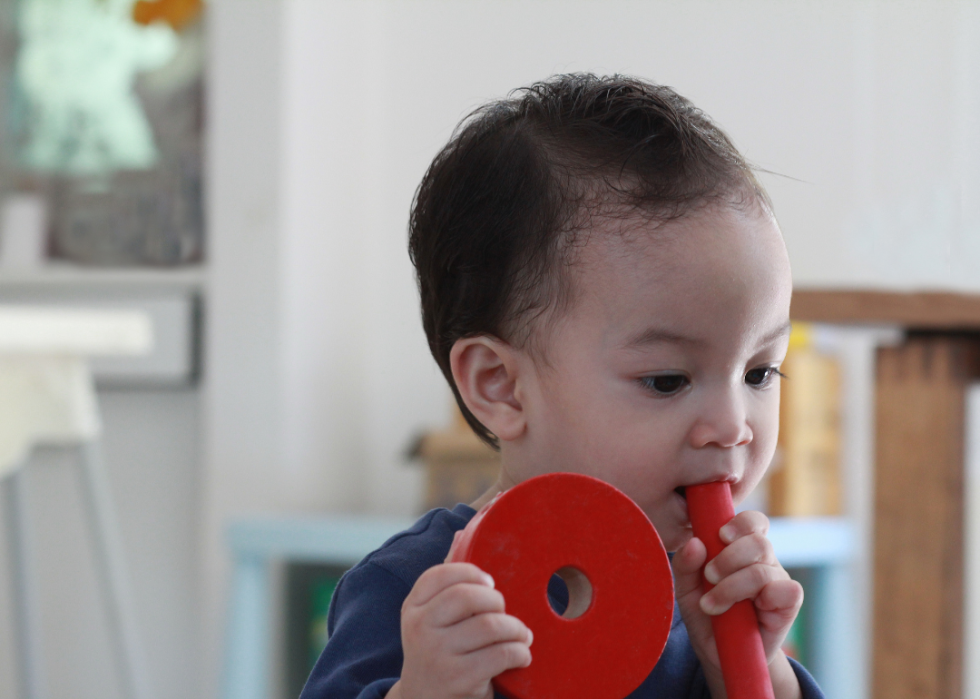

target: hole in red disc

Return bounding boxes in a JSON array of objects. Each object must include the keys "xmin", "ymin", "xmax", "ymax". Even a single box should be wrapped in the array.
[{"xmin": 547, "ymin": 566, "xmax": 593, "ymax": 619}]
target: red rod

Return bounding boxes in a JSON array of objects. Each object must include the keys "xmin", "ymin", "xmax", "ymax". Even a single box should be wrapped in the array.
[{"xmin": 686, "ymin": 481, "xmax": 775, "ymax": 699}]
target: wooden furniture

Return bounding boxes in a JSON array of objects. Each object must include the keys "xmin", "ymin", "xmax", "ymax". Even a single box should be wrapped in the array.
[
  {"xmin": 791, "ymin": 290, "xmax": 980, "ymax": 329},
  {"xmin": 412, "ymin": 419, "xmax": 500, "ymax": 512},
  {"xmin": 791, "ymin": 289, "xmax": 980, "ymax": 699}
]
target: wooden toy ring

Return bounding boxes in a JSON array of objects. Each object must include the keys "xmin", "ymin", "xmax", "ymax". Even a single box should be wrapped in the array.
[{"xmin": 449, "ymin": 472, "xmax": 674, "ymax": 699}]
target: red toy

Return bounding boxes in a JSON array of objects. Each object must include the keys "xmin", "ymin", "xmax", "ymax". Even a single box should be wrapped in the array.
[
  {"xmin": 449, "ymin": 473, "xmax": 674, "ymax": 699},
  {"xmin": 686, "ymin": 481, "xmax": 776, "ymax": 699}
]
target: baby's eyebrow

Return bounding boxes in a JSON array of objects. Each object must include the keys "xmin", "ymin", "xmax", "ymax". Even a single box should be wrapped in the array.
[
  {"xmin": 622, "ymin": 320, "xmax": 792, "ymax": 349},
  {"xmin": 760, "ymin": 320, "xmax": 793, "ymax": 345},
  {"xmin": 623, "ymin": 327, "xmax": 706, "ymax": 348}
]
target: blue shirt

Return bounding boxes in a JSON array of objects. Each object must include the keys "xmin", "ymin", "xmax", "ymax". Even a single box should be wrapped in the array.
[{"xmin": 300, "ymin": 504, "xmax": 825, "ymax": 699}]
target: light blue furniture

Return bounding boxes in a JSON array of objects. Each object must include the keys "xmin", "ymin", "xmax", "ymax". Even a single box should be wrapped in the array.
[
  {"xmin": 222, "ymin": 516, "xmax": 855, "ymax": 699},
  {"xmin": 767, "ymin": 517, "xmax": 858, "ymax": 699},
  {"xmin": 222, "ymin": 516, "xmax": 415, "ymax": 699}
]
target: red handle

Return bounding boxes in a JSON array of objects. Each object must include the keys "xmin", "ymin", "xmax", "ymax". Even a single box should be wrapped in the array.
[{"xmin": 686, "ymin": 481, "xmax": 775, "ymax": 699}]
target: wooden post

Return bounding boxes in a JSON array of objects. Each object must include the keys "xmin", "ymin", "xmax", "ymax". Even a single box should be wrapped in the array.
[
  {"xmin": 789, "ymin": 290, "xmax": 980, "ymax": 695},
  {"xmin": 873, "ymin": 337, "xmax": 979, "ymax": 699}
]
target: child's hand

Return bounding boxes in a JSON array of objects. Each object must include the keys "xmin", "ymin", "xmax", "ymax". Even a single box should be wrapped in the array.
[
  {"xmin": 388, "ymin": 532, "xmax": 533, "ymax": 699},
  {"xmin": 671, "ymin": 510, "xmax": 804, "ymax": 699}
]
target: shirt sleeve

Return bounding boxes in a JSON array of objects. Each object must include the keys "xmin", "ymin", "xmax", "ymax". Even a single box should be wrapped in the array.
[
  {"xmin": 789, "ymin": 656, "xmax": 825, "ymax": 699},
  {"xmin": 299, "ymin": 561, "xmax": 410, "ymax": 699},
  {"xmin": 683, "ymin": 658, "xmax": 822, "ymax": 699}
]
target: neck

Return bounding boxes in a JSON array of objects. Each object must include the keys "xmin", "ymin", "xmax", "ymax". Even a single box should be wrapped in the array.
[{"xmin": 469, "ymin": 480, "xmax": 504, "ymax": 511}]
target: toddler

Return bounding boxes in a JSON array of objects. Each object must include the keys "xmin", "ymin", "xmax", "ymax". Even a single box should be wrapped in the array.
[{"xmin": 301, "ymin": 74, "xmax": 824, "ymax": 699}]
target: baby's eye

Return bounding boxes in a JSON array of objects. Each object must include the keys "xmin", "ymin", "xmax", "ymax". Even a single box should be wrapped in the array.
[
  {"xmin": 745, "ymin": 366, "xmax": 786, "ymax": 387},
  {"xmin": 640, "ymin": 374, "xmax": 690, "ymax": 396}
]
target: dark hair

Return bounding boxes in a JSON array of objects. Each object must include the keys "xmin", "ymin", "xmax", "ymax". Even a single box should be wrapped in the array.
[{"xmin": 409, "ymin": 73, "xmax": 770, "ymax": 448}]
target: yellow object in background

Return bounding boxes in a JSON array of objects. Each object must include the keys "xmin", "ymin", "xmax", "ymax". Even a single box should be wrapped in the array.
[
  {"xmin": 787, "ymin": 321, "xmax": 813, "ymax": 352},
  {"xmin": 768, "ymin": 323, "xmax": 843, "ymax": 517},
  {"xmin": 133, "ymin": 0, "xmax": 203, "ymax": 31}
]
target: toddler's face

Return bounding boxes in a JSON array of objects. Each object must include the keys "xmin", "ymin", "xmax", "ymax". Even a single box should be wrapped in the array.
[{"xmin": 504, "ymin": 203, "xmax": 792, "ymax": 551}]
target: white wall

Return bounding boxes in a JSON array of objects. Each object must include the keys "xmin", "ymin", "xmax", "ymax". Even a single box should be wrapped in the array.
[
  {"xmin": 202, "ymin": 2, "xmax": 286, "ymax": 697},
  {"xmin": 273, "ymin": 0, "xmax": 980, "ymax": 519},
  {"xmin": 203, "ymin": 1, "xmax": 980, "ymax": 696}
]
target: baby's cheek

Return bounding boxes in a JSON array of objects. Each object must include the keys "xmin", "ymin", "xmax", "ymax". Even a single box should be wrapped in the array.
[
  {"xmin": 758, "ymin": 438, "xmax": 780, "ymax": 479},
  {"xmin": 750, "ymin": 415, "xmax": 781, "ymax": 480},
  {"xmin": 758, "ymin": 393, "xmax": 782, "ymax": 454}
]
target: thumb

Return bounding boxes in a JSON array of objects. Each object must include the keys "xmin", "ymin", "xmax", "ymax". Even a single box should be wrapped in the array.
[
  {"xmin": 671, "ymin": 536, "xmax": 707, "ymax": 600},
  {"xmin": 444, "ymin": 529, "xmax": 464, "ymax": 564},
  {"xmin": 444, "ymin": 492, "xmax": 500, "ymax": 564}
]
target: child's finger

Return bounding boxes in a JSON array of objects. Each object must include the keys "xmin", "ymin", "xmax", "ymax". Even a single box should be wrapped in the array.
[
  {"xmin": 702, "ymin": 532, "xmax": 778, "ymax": 584},
  {"xmin": 451, "ymin": 612, "xmax": 533, "ymax": 655},
  {"xmin": 753, "ymin": 578, "xmax": 804, "ymax": 615},
  {"xmin": 444, "ymin": 529, "xmax": 464, "ymax": 563},
  {"xmin": 427, "ymin": 583, "xmax": 506, "ymax": 627},
  {"xmin": 717, "ymin": 509, "xmax": 770, "ymax": 544},
  {"xmin": 444, "ymin": 494, "xmax": 500, "ymax": 564},
  {"xmin": 699, "ymin": 563, "xmax": 784, "ymax": 615},
  {"xmin": 670, "ymin": 536, "xmax": 707, "ymax": 599},
  {"xmin": 463, "ymin": 639, "xmax": 533, "ymax": 682},
  {"xmin": 408, "ymin": 562, "xmax": 494, "ymax": 608}
]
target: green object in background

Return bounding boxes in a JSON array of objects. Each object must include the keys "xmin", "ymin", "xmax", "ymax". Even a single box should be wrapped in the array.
[
  {"xmin": 782, "ymin": 567, "xmax": 811, "ymax": 667},
  {"xmin": 783, "ymin": 613, "xmax": 805, "ymax": 666},
  {"xmin": 286, "ymin": 563, "xmax": 349, "ymax": 699},
  {"xmin": 14, "ymin": 0, "xmax": 178, "ymax": 174},
  {"xmin": 309, "ymin": 576, "xmax": 340, "ymax": 668}
]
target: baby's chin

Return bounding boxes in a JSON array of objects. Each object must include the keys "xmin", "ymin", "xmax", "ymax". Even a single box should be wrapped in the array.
[{"xmin": 655, "ymin": 522, "xmax": 693, "ymax": 553}]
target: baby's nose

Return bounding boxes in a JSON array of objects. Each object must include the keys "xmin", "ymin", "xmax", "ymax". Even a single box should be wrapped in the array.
[{"xmin": 689, "ymin": 396, "xmax": 752, "ymax": 449}]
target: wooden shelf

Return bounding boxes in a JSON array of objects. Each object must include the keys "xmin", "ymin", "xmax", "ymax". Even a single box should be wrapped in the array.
[
  {"xmin": 791, "ymin": 289, "xmax": 980, "ymax": 330},
  {"xmin": 228, "ymin": 515, "xmax": 416, "ymax": 563},
  {"xmin": 768, "ymin": 516, "xmax": 854, "ymax": 567},
  {"xmin": 795, "ymin": 293, "xmax": 980, "ymax": 699}
]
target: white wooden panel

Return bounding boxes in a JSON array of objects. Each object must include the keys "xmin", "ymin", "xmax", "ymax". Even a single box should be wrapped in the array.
[{"xmin": 0, "ymin": 291, "xmax": 196, "ymax": 386}]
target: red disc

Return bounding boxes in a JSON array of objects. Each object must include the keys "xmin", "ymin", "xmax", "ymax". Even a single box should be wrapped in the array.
[{"xmin": 450, "ymin": 473, "xmax": 674, "ymax": 699}]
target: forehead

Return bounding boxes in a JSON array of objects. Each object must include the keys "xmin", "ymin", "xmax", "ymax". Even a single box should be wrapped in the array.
[{"xmin": 553, "ymin": 204, "xmax": 792, "ymax": 349}]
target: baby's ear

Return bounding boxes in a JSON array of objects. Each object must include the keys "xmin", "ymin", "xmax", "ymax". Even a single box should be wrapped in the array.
[{"xmin": 449, "ymin": 336, "xmax": 526, "ymax": 442}]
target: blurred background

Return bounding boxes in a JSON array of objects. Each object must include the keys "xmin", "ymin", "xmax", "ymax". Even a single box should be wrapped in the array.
[{"xmin": 0, "ymin": 1, "xmax": 977, "ymax": 699}]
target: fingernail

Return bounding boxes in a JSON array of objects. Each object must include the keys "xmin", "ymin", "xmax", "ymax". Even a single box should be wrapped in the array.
[
  {"xmin": 719, "ymin": 525, "xmax": 735, "ymax": 543},
  {"xmin": 526, "ymin": 628, "xmax": 534, "ymax": 645},
  {"xmin": 703, "ymin": 563, "xmax": 720, "ymax": 585},
  {"xmin": 482, "ymin": 573, "xmax": 495, "ymax": 588},
  {"xmin": 700, "ymin": 595, "xmax": 719, "ymax": 615}
]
